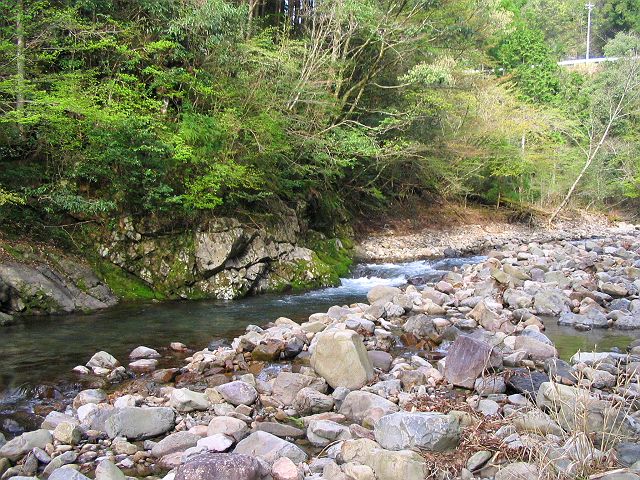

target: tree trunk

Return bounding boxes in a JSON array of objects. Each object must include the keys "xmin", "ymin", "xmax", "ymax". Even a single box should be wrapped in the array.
[{"xmin": 16, "ymin": 0, "xmax": 26, "ymax": 139}]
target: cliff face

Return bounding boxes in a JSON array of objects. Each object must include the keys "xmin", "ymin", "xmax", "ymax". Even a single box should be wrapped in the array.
[
  {"xmin": 0, "ymin": 211, "xmax": 351, "ymax": 318},
  {"xmin": 99, "ymin": 213, "xmax": 346, "ymax": 301}
]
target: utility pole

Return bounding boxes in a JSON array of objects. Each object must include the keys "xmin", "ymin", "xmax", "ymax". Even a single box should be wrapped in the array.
[{"xmin": 585, "ymin": 3, "xmax": 594, "ymax": 60}]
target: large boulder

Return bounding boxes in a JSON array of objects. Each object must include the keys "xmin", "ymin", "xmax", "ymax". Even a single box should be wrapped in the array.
[
  {"xmin": 176, "ymin": 452, "xmax": 262, "ymax": 480},
  {"xmin": 233, "ymin": 431, "xmax": 307, "ymax": 464},
  {"xmin": 104, "ymin": 407, "xmax": 175, "ymax": 440},
  {"xmin": 310, "ymin": 329, "xmax": 374, "ymax": 389},
  {"xmin": 339, "ymin": 391, "xmax": 399, "ymax": 425},
  {"xmin": 443, "ymin": 336, "xmax": 500, "ymax": 389},
  {"xmin": 0, "ymin": 429, "xmax": 52, "ymax": 461},
  {"xmin": 373, "ymin": 412, "xmax": 460, "ymax": 451}
]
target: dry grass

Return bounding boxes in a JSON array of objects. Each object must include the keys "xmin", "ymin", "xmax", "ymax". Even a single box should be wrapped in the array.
[{"xmin": 406, "ymin": 392, "xmax": 527, "ymax": 479}]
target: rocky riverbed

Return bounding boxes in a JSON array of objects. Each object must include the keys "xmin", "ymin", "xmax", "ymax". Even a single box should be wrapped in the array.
[{"xmin": 1, "ymin": 232, "xmax": 640, "ymax": 480}]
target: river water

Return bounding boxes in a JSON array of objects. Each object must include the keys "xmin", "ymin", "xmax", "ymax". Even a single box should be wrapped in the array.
[{"xmin": 0, "ymin": 256, "xmax": 634, "ymax": 430}]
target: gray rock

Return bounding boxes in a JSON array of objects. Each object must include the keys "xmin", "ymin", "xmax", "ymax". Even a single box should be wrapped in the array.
[
  {"xmin": 307, "ymin": 420, "xmax": 352, "ymax": 447},
  {"xmin": 559, "ymin": 311, "xmax": 609, "ymax": 329},
  {"xmin": 233, "ymin": 431, "xmax": 307, "ymax": 464},
  {"xmin": 0, "ymin": 261, "xmax": 116, "ymax": 315},
  {"xmin": 252, "ymin": 422, "xmax": 305, "ymax": 439},
  {"xmin": 86, "ymin": 351, "xmax": 119, "ymax": 370},
  {"xmin": 95, "ymin": 460, "xmax": 126, "ymax": 480},
  {"xmin": 48, "ymin": 468, "xmax": 91, "ymax": 480},
  {"xmin": 534, "ymin": 289, "xmax": 570, "ymax": 315},
  {"xmin": 467, "ymin": 450, "xmax": 492, "ymax": 471},
  {"xmin": 293, "ymin": 387, "xmax": 334, "ymax": 415},
  {"xmin": 474, "ymin": 376, "xmax": 506, "ymax": 395},
  {"xmin": 367, "ymin": 351, "xmax": 393, "ymax": 371},
  {"xmin": 169, "ymin": 388, "xmax": 211, "ymax": 412},
  {"xmin": 73, "ymin": 388, "xmax": 107, "ymax": 409},
  {"xmin": 618, "ymin": 442, "xmax": 640, "ymax": 467},
  {"xmin": 403, "ymin": 314, "xmax": 436, "ymax": 338},
  {"xmin": 339, "ymin": 391, "xmax": 399, "ymax": 425},
  {"xmin": 506, "ymin": 369, "xmax": 549, "ymax": 397},
  {"xmin": 129, "ymin": 346, "xmax": 161, "ymax": 359},
  {"xmin": 494, "ymin": 462, "xmax": 539, "ymax": 480},
  {"xmin": 367, "ymin": 286, "xmax": 401, "ymax": 305},
  {"xmin": 41, "ymin": 411, "xmax": 79, "ymax": 430},
  {"xmin": 217, "ymin": 381, "xmax": 258, "ymax": 406},
  {"xmin": 104, "ymin": 407, "xmax": 175, "ymax": 440},
  {"xmin": 310, "ymin": 329, "xmax": 374, "ymax": 390},
  {"xmin": 176, "ymin": 452, "xmax": 262, "ymax": 480},
  {"xmin": 152, "ymin": 432, "xmax": 200, "ymax": 458},
  {"xmin": 514, "ymin": 336, "xmax": 557, "ymax": 361},
  {"xmin": 43, "ymin": 451, "xmax": 78, "ymax": 477},
  {"xmin": 208, "ymin": 416, "xmax": 249, "ymax": 442},
  {"xmin": 0, "ymin": 429, "xmax": 52, "ymax": 461},
  {"xmin": 271, "ymin": 372, "xmax": 326, "ymax": 406},
  {"xmin": 374, "ymin": 412, "xmax": 460, "ymax": 451},
  {"xmin": 544, "ymin": 358, "xmax": 577, "ymax": 385},
  {"xmin": 444, "ymin": 335, "xmax": 500, "ymax": 389}
]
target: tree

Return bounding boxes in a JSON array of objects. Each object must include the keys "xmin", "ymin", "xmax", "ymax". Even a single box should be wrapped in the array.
[{"xmin": 549, "ymin": 33, "xmax": 640, "ymax": 223}]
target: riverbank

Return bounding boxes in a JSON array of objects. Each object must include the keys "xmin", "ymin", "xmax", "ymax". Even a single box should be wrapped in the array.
[
  {"xmin": 355, "ymin": 210, "xmax": 637, "ymax": 261},
  {"xmin": 1, "ymin": 230, "xmax": 640, "ymax": 480}
]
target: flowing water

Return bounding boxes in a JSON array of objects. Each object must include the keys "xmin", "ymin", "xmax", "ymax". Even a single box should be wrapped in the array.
[{"xmin": 0, "ymin": 255, "xmax": 634, "ymax": 431}]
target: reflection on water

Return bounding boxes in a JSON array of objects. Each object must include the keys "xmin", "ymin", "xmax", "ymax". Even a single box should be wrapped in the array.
[{"xmin": 541, "ymin": 319, "xmax": 635, "ymax": 360}]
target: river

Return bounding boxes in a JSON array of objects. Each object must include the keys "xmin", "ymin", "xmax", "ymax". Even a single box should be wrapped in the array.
[{"xmin": 0, "ymin": 255, "xmax": 633, "ymax": 432}]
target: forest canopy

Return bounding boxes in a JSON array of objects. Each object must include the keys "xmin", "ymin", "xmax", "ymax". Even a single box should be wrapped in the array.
[{"xmin": 0, "ymin": 0, "xmax": 639, "ymax": 236}]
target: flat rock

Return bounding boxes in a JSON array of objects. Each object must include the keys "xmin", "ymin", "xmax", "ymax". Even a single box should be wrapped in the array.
[
  {"xmin": 253, "ymin": 422, "xmax": 305, "ymax": 439},
  {"xmin": 233, "ymin": 431, "xmax": 307, "ymax": 464},
  {"xmin": 152, "ymin": 432, "xmax": 200, "ymax": 458},
  {"xmin": 374, "ymin": 412, "xmax": 460, "ymax": 451},
  {"xmin": 0, "ymin": 429, "xmax": 53, "ymax": 461},
  {"xmin": 104, "ymin": 407, "xmax": 175, "ymax": 440},
  {"xmin": 176, "ymin": 452, "xmax": 262, "ymax": 480},
  {"xmin": 170, "ymin": 388, "xmax": 211, "ymax": 412}
]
